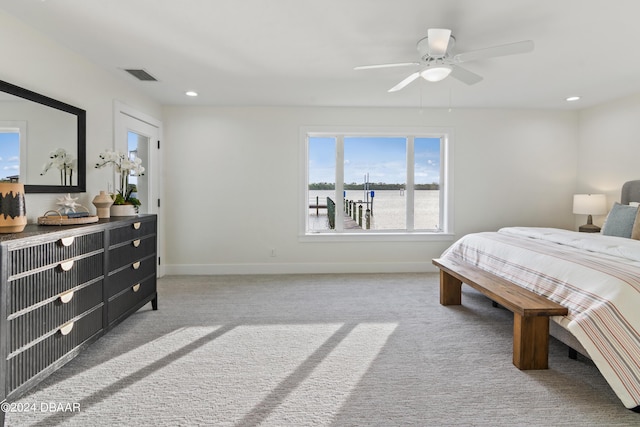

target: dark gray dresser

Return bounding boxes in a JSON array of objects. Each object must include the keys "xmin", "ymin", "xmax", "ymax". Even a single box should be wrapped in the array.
[{"xmin": 0, "ymin": 215, "xmax": 157, "ymax": 423}]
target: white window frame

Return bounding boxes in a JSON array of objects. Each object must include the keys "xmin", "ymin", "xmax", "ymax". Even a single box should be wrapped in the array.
[{"xmin": 299, "ymin": 126, "xmax": 455, "ymax": 242}]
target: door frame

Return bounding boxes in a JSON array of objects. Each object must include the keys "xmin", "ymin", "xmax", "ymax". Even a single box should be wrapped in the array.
[{"xmin": 114, "ymin": 101, "xmax": 164, "ymax": 277}]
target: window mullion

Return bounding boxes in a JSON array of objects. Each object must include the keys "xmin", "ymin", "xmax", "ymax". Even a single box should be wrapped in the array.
[
  {"xmin": 335, "ymin": 135, "xmax": 344, "ymax": 232},
  {"xmin": 406, "ymin": 136, "xmax": 415, "ymax": 231}
]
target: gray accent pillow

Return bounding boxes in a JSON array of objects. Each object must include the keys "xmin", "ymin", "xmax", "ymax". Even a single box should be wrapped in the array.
[{"xmin": 601, "ymin": 202, "xmax": 638, "ymax": 238}]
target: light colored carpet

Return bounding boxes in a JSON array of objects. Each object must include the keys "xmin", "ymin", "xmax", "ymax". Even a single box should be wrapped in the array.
[{"xmin": 6, "ymin": 273, "xmax": 640, "ymax": 426}]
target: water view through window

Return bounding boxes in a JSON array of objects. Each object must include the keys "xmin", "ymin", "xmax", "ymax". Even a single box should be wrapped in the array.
[{"xmin": 307, "ymin": 134, "xmax": 442, "ymax": 233}]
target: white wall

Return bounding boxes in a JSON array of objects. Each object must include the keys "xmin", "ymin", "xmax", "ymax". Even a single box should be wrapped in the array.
[
  {"xmin": 2, "ymin": 8, "xmax": 583, "ymax": 275},
  {"xmin": 163, "ymin": 106, "xmax": 578, "ymax": 274},
  {"xmin": 0, "ymin": 11, "xmax": 162, "ymax": 221},
  {"xmin": 577, "ymin": 93, "xmax": 640, "ymax": 227}
]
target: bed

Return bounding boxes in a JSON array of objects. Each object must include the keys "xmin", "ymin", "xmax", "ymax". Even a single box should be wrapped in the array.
[{"xmin": 434, "ymin": 180, "xmax": 640, "ymax": 411}]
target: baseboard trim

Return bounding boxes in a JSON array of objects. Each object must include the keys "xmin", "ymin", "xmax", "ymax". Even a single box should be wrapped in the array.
[{"xmin": 164, "ymin": 261, "xmax": 438, "ymax": 275}]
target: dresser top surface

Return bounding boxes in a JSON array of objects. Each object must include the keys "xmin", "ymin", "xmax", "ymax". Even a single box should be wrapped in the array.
[{"xmin": 0, "ymin": 214, "xmax": 156, "ymax": 244}]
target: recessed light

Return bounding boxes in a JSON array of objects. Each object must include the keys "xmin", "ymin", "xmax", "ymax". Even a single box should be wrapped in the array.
[
  {"xmin": 185, "ymin": 91, "xmax": 198, "ymax": 97},
  {"xmin": 566, "ymin": 96, "xmax": 581, "ymax": 102}
]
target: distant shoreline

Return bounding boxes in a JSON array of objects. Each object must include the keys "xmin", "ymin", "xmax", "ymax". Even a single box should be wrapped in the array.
[{"xmin": 309, "ymin": 183, "xmax": 439, "ymax": 191}]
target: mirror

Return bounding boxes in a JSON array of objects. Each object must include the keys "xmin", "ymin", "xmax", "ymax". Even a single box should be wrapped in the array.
[{"xmin": 0, "ymin": 79, "xmax": 85, "ymax": 193}]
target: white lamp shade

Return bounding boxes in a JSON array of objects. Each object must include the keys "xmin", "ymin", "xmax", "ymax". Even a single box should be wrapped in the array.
[
  {"xmin": 420, "ymin": 65, "xmax": 452, "ymax": 82},
  {"xmin": 573, "ymin": 194, "xmax": 607, "ymax": 215}
]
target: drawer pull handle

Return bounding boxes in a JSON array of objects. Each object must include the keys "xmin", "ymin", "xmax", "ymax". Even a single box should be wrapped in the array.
[
  {"xmin": 59, "ymin": 237, "xmax": 75, "ymax": 247},
  {"xmin": 59, "ymin": 260, "xmax": 74, "ymax": 271},
  {"xmin": 59, "ymin": 321, "xmax": 74, "ymax": 336},
  {"xmin": 59, "ymin": 290, "xmax": 75, "ymax": 303},
  {"xmin": 132, "ymin": 283, "xmax": 141, "ymax": 293},
  {"xmin": 132, "ymin": 261, "xmax": 141, "ymax": 270},
  {"xmin": 133, "ymin": 222, "xmax": 141, "ymax": 230},
  {"xmin": 132, "ymin": 239, "xmax": 141, "ymax": 248}
]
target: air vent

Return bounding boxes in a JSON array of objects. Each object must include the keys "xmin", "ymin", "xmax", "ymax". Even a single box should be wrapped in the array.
[{"xmin": 124, "ymin": 69, "xmax": 158, "ymax": 81}]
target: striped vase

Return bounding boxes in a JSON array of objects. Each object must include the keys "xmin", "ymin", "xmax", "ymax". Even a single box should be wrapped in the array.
[{"xmin": 0, "ymin": 183, "xmax": 27, "ymax": 233}]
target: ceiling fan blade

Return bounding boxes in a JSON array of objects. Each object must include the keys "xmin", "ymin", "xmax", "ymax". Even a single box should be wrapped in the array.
[
  {"xmin": 449, "ymin": 64, "xmax": 483, "ymax": 85},
  {"xmin": 453, "ymin": 40, "xmax": 534, "ymax": 63},
  {"xmin": 427, "ymin": 28, "xmax": 452, "ymax": 57},
  {"xmin": 388, "ymin": 72, "xmax": 420, "ymax": 92},
  {"xmin": 354, "ymin": 62, "xmax": 420, "ymax": 70}
]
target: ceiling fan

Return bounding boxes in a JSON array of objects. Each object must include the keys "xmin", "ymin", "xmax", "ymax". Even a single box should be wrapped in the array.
[{"xmin": 354, "ymin": 29, "xmax": 534, "ymax": 92}]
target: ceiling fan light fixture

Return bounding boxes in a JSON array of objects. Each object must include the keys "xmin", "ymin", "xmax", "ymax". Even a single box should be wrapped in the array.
[{"xmin": 420, "ymin": 65, "xmax": 452, "ymax": 82}]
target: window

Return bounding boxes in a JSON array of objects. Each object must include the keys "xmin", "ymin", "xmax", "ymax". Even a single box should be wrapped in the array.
[
  {"xmin": 0, "ymin": 129, "xmax": 21, "ymax": 182},
  {"xmin": 301, "ymin": 127, "xmax": 453, "ymax": 240}
]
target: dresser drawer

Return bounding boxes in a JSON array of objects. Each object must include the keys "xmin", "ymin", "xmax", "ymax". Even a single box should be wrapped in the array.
[
  {"xmin": 8, "ymin": 253, "xmax": 104, "ymax": 315},
  {"xmin": 9, "ymin": 232, "xmax": 104, "ymax": 276},
  {"xmin": 108, "ymin": 235, "xmax": 156, "ymax": 271},
  {"xmin": 6, "ymin": 306, "xmax": 103, "ymax": 394},
  {"xmin": 109, "ymin": 219, "xmax": 155, "ymax": 246},
  {"xmin": 107, "ymin": 256, "xmax": 156, "ymax": 298},
  {"xmin": 8, "ymin": 280, "xmax": 103, "ymax": 353},
  {"xmin": 107, "ymin": 276, "xmax": 156, "ymax": 324}
]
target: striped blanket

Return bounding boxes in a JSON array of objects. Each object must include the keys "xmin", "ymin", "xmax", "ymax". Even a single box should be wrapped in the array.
[{"xmin": 440, "ymin": 227, "xmax": 640, "ymax": 410}]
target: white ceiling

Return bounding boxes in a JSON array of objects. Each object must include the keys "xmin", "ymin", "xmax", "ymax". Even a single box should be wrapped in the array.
[{"xmin": 2, "ymin": 0, "xmax": 640, "ymax": 110}]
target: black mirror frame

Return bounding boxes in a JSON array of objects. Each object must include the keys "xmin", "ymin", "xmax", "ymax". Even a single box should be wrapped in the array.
[{"xmin": 0, "ymin": 79, "xmax": 86, "ymax": 193}]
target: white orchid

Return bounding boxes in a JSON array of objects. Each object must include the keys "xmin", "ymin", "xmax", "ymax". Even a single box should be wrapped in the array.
[
  {"xmin": 95, "ymin": 149, "xmax": 145, "ymax": 208},
  {"xmin": 121, "ymin": 156, "xmax": 145, "ymax": 176},
  {"xmin": 41, "ymin": 148, "xmax": 76, "ymax": 185}
]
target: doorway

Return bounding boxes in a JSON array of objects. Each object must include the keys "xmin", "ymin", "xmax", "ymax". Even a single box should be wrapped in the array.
[{"xmin": 114, "ymin": 102, "xmax": 163, "ymax": 276}]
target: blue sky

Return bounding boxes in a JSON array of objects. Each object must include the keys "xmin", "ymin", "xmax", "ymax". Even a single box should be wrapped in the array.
[
  {"xmin": 0, "ymin": 132, "xmax": 20, "ymax": 180},
  {"xmin": 309, "ymin": 136, "xmax": 440, "ymax": 184}
]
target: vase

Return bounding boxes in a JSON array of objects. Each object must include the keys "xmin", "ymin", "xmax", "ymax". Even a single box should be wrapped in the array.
[
  {"xmin": 110, "ymin": 204, "xmax": 137, "ymax": 217},
  {"xmin": 0, "ymin": 183, "xmax": 27, "ymax": 233},
  {"xmin": 92, "ymin": 190, "xmax": 114, "ymax": 218}
]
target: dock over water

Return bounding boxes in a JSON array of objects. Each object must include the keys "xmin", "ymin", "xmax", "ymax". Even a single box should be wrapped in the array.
[{"xmin": 309, "ymin": 197, "xmax": 363, "ymax": 230}]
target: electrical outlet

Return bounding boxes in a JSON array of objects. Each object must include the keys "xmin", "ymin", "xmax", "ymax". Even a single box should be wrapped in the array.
[{"xmin": 270, "ymin": 248, "xmax": 277, "ymax": 257}]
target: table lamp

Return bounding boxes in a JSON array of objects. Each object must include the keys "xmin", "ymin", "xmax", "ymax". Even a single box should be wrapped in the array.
[{"xmin": 573, "ymin": 194, "xmax": 607, "ymax": 232}]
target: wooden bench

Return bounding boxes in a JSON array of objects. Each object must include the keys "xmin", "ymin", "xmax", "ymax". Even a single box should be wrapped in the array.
[{"xmin": 432, "ymin": 257, "xmax": 568, "ymax": 370}]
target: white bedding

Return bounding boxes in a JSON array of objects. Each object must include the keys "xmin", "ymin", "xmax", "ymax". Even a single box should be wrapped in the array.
[{"xmin": 440, "ymin": 227, "xmax": 640, "ymax": 409}]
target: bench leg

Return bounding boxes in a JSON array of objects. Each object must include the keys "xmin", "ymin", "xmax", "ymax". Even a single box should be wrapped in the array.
[
  {"xmin": 512, "ymin": 314, "xmax": 549, "ymax": 369},
  {"xmin": 439, "ymin": 270, "xmax": 462, "ymax": 305}
]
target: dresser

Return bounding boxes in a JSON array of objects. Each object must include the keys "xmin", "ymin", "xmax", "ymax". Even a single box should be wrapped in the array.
[{"xmin": 0, "ymin": 215, "xmax": 157, "ymax": 422}]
